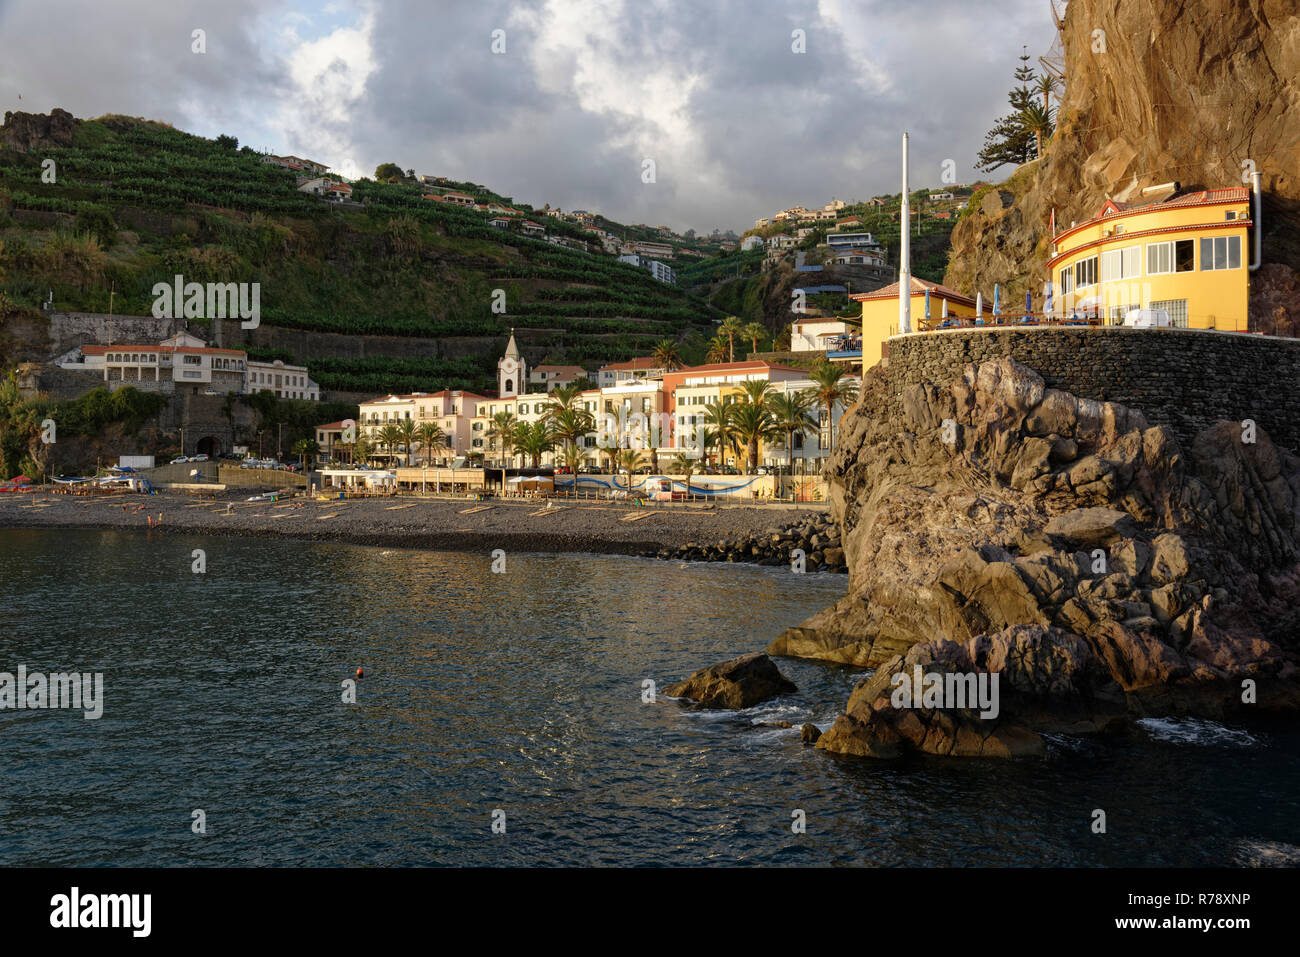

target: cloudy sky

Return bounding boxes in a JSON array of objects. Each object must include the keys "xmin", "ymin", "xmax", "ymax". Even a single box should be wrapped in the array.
[{"xmin": 0, "ymin": 0, "xmax": 1054, "ymax": 233}]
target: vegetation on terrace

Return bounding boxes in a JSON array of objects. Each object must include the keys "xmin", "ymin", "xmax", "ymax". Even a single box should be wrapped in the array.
[{"xmin": 0, "ymin": 114, "xmax": 721, "ymax": 395}]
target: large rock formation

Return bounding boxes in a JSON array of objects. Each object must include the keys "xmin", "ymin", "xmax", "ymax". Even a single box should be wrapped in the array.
[
  {"xmin": 0, "ymin": 108, "xmax": 78, "ymax": 153},
  {"xmin": 772, "ymin": 359, "xmax": 1300, "ymax": 758},
  {"xmin": 944, "ymin": 0, "xmax": 1300, "ymax": 329}
]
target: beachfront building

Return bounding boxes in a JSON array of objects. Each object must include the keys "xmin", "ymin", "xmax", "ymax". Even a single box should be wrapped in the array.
[
  {"xmin": 1046, "ymin": 186, "xmax": 1252, "ymax": 329},
  {"xmin": 659, "ymin": 360, "xmax": 809, "ymax": 467},
  {"xmin": 850, "ymin": 277, "xmax": 978, "ymax": 368},
  {"xmin": 316, "ymin": 420, "xmax": 349, "ymax": 462},
  {"xmin": 357, "ymin": 390, "xmax": 487, "ymax": 465}
]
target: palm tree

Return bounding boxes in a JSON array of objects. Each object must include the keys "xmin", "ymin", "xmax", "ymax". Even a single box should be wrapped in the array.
[
  {"xmin": 737, "ymin": 379, "xmax": 774, "ymax": 409},
  {"xmin": 352, "ymin": 435, "xmax": 373, "ymax": 466},
  {"xmin": 769, "ymin": 391, "xmax": 818, "ymax": 468},
  {"xmin": 718, "ymin": 316, "xmax": 745, "ymax": 361},
  {"xmin": 730, "ymin": 402, "xmax": 779, "ymax": 473},
  {"xmin": 415, "ymin": 421, "xmax": 446, "ymax": 466},
  {"xmin": 547, "ymin": 382, "xmax": 584, "ymax": 415},
  {"xmin": 705, "ymin": 335, "xmax": 729, "ymax": 364},
  {"xmin": 615, "ymin": 448, "xmax": 644, "ymax": 488},
  {"xmin": 670, "ymin": 452, "xmax": 696, "ymax": 497},
  {"xmin": 651, "ymin": 338, "xmax": 683, "ymax": 371},
  {"xmin": 704, "ymin": 401, "xmax": 734, "ymax": 469},
  {"xmin": 1034, "ymin": 73, "xmax": 1059, "ymax": 112},
  {"xmin": 804, "ymin": 360, "xmax": 861, "ymax": 454},
  {"xmin": 512, "ymin": 420, "xmax": 555, "ymax": 468},
  {"xmin": 487, "ymin": 411, "xmax": 517, "ymax": 467},
  {"xmin": 1021, "ymin": 100, "xmax": 1056, "ymax": 159},
  {"xmin": 376, "ymin": 423, "xmax": 404, "ymax": 465},
  {"xmin": 741, "ymin": 322, "xmax": 767, "ymax": 356},
  {"xmin": 292, "ymin": 437, "xmax": 319, "ymax": 473},
  {"xmin": 396, "ymin": 417, "xmax": 417, "ymax": 466}
]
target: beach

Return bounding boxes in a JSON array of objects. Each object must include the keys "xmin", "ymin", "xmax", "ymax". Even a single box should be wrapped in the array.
[{"xmin": 0, "ymin": 488, "xmax": 828, "ymax": 557}]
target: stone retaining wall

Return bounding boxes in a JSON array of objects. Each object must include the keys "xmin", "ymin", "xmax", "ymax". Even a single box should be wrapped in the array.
[{"xmin": 886, "ymin": 326, "xmax": 1300, "ymax": 451}]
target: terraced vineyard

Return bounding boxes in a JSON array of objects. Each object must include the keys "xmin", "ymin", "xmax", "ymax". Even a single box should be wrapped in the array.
[{"xmin": 0, "ymin": 112, "xmax": 721, "ymax": 394}]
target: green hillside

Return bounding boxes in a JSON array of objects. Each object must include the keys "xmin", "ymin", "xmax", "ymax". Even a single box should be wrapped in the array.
[{"xmin": 0, "ymin": 113, "xmax": 721, "ymax": 394}]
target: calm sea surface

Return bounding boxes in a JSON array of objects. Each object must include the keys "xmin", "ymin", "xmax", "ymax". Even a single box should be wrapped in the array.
[{"xmin": 1, "ymin": 528, "xmax": 1297, "ymax": 867}]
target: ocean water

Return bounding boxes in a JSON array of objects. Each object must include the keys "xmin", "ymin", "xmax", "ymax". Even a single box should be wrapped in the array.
[{"xmin": 1, "ymin": 528, "xmax": 1297, "ymax": 867}]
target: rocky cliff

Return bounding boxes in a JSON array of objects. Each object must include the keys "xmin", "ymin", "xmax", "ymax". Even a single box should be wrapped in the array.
[
  {"xmin": 771, "ymin": 358, "xmax": 1300, "ymax": 757},
  {"xmin": 944, "ymin": 0, "xmax": 1300, "ymax": 332}
]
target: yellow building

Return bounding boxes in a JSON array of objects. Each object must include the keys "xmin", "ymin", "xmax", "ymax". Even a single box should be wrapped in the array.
[
  {"xmin": 1046, "ymin": 187, "xmax": 1252, "ymax": 330},
  {"xmin": 849, "ymin": 277, "xmax": 977, "ymax": 368}
]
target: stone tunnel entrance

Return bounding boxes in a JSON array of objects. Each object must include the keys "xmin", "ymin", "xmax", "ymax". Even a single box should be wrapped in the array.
[{"xmin": 195, "ymin": 436, "xmax": 222, "ymax": 458}]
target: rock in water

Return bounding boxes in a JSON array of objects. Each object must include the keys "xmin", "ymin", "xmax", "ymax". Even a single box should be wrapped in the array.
[
  {"xmin": 799, "ymin": 723, "xmax": 822, "ymax": 745},
  {"xmin": 666, "ymin": 653, "xmax": 797, "ymax": 709}
]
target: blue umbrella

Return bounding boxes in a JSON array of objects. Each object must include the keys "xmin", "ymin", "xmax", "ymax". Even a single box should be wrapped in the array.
[
  {"xmin": 993, "ymin": 283, "xmax": 1000, "ymax": 317},
  {"xmin": 1023, "ymin": 290, "xmax": 1033, "ymax": 323},
  {"xmin": 924, "ymin": 287, "xmax": 931, "ymax": 320}
]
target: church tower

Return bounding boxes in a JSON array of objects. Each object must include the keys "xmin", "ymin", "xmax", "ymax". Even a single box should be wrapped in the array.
[{"xmin": 498, "ymin": 329, "xmax": 525, "ymax": 397}]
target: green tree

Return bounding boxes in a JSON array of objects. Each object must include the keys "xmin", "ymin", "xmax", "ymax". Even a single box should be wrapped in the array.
[
  {"xmin": 292, "ymin": 437, "xmax": 319, "ymax": 471},
  {"xmin": 415, "ymin": 421, "xmax": 446, "ymax": 465},
  {"xmin": 651, "ymin": 338, "xmax": 683, "ymax": 371},
  {"xmin": 487, "ymin": 411, "xmax": 517, "ymax": 466},
  {"xmin": 769, "ymin": 391, "xmax": 818, "ymax": 467},
  {"xmin": 1020, "ymin": 100, "xmax": 1056, "ymax": 159},
  {"xmin": 670, "ymin": 452, "xmax": 696, "ymax": 496},
  {"xmin": 374, "ymin": 163, "xmax": 404, "ymax": 182},
  {"xmin": 396, "ymin": 417, "xmax": 417, "ymax": 466},
  {"xmin": 730, "ymin": 402, "xmax": 779, "ymax": 473},
  {"xmin": 741, "ymin": 322, "xmax": 767, "ymax": 355},
  {"xmin": 704, "ymin": 401, "xmax": 734, "ymax": 469},
  {"xmin": 804, "ymin": 360, "xmax": 860, "ymax": 453},
  {"xmin": 513, "ymin": 420, "xmax": 555, "ymax": 468},
  {"xmin": 376, "ymin": 423, "xmax": 403, "ymax": 464},
  {"xmin": 975, "ymin": 49, "xmax": 1039, "ymax": 172},
  {"xmin": 718, "ymin": 315, "xmax": 745, "ymax": 361}
]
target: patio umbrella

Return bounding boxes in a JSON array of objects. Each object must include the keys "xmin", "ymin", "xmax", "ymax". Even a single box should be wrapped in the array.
[
  {"xmin": 975, "ymin": 292, "xmax": 983, "ymax": 325},
  {"xmin": 924, "ymin": 287, "xmax": 932, "ymax": 320},
  {"xmin": 941, "ymin": 298, "xmax": 948, "ymax": 319},
  {"xmin": 993, "ymin": 283, "xmax": 1001, "ymax": 317},
  {"xmin": 1024, "ymin": 290, "xmax": 1033, "ymax": 321},
  {"xmin": 1043, "ymin": 281, "xmax": 1054, "ymax": 317}
]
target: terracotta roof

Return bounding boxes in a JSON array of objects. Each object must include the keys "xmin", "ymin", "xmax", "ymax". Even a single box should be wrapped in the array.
[
  {"xmin": 1053, "ymin": 187, "xmax": 1252, "ymax": 244},
  {"xmin": 317, "ymin": 421, "xmax": 350, "ymax": 430},
  {"xmin": 850, "ymin": 276, "xmax": 975, "ymax": 307},
  {"xmin": 600, "ymin": 357, "xmax": 661, "ymax": 371},
  {"xmin": 671, "ymin": 360, "xmax": 805, "ymax": 375}
]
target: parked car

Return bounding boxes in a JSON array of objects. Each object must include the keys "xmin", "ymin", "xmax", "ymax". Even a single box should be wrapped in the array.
[
  {"xmin": 171, "ymin": 456, "xmax": 189, "ymax": 464},
  {"xmin": 578, "ymin": 466, "xmax": 602, "ymax": 474},
  {"xmin": 756, "ymin": 467, "xmax": 769, "ymax": 475},
  {"xmin": 191, "ymin": 453, "xmax": 209, "ymax": 462}
]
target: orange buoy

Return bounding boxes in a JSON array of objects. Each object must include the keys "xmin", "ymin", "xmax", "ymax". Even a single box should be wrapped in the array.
[{"xmin": 356, "ymin": 667, "xmax": 364, "ymax": 679}]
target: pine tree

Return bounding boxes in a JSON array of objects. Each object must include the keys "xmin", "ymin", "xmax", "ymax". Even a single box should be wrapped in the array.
[{"xmin": 976, "ymin": 49, "xmax": 1040, "ymax": 172}]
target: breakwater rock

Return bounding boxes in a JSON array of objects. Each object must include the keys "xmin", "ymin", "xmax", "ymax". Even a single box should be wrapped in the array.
[
  {"xmin": 651, "ymin": 513, "xmax": 847, "ymax": 572},
  {"xmin": 769, "ymin": 357, "xmax": 1300, "ymax": 758}
]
